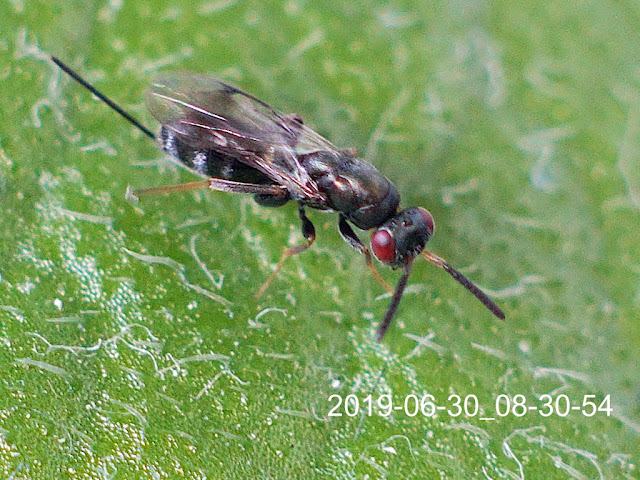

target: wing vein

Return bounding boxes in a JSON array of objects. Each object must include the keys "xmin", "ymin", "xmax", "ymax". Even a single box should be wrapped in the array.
[{"xmin": 152, "ymin": 92, "xmax": 227, "ymax": 121}]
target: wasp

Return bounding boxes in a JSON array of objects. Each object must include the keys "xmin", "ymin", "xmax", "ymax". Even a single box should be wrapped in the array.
[{"xmin": 51, "ymin": 56, "xmax": 505, "ymax": 341}]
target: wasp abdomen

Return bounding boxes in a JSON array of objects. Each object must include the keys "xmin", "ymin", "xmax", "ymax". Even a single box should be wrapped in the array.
[{"xmin": 160, "ymin": 126, "xmax": 274, "ymax": 185}]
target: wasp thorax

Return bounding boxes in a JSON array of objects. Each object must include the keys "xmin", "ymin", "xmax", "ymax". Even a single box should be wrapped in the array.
[{"xmin": 371, "ymin": 207, "xmax": 435, "ymax": 268}]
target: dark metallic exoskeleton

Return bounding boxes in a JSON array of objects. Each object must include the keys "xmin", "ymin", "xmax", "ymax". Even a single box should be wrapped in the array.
[{"xmin": 52, "ymin": 57, "xmax": 505, "ymax": 341}]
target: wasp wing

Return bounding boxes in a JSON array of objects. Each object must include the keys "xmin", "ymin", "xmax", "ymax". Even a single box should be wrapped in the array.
[{"xmin": 146, "ymin": 72, "xmax": 335, "ymax": 203}]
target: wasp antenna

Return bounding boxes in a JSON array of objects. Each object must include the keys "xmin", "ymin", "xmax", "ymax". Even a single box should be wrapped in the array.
[
  {"xmin": 376, "ymin": 258, "xmax": 415, "ymax": 342},
  {"xmin": 51, "ymin": 56, "xmax": 156, "ymax": 141},
  {"xmin": 422, "ymin": 251, "xmax": 505, "ymax": 320}
]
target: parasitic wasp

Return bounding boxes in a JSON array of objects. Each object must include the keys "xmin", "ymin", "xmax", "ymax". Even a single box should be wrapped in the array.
[{"xmin": 51, "ymin": 56, "xmax": 505, "ymax": 341}]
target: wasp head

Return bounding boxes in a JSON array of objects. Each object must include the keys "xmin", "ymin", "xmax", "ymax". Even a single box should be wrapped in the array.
[{"xmin": 370, "ymin": 207, "xmax": 435, "ymax": 269}]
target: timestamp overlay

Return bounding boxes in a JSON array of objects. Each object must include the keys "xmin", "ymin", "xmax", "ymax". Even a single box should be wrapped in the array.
[{"xmin": 327, "ymin": 393, "xmax": 613, "ymax": 420}]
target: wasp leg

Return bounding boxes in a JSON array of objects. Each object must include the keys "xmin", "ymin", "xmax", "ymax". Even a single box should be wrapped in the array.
[
  {"xmin": 338, "ymin": 215, "xmax": 393, "ymax": 293},
  {"xmin": 130, "ymin": 180, "xmax": 211, "ymax": 201},
  {"xmin": 208, "ymin": 179, "xmax": 288, "ymax": 196},
  {"xmin": 130, "ymin": 179, "xmax": 287, "ymax": 200},
  {"xmin": 255, "ymin": 206, "xmax": 316, "ymax": 299}
]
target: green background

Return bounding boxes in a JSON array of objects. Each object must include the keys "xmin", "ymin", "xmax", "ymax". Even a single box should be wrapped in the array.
[{"xmin": 1, "ymin": 0, "xmax": 639, "ymax": 478}]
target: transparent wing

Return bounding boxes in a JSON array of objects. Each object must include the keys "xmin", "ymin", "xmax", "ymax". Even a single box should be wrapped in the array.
[{"xmin": 146, "ymin": 72, "xmax": 336, "ymax": 202}]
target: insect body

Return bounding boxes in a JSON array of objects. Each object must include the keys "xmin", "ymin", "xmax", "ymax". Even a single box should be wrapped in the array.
[{"xmin": 52, "ymin": 57, "xmax": 505, "ymax": 341}]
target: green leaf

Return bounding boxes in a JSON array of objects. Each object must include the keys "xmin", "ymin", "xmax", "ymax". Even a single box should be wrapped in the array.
[{"xmin": 1, "ymin": 1, "xmax": 638, "ymax": 478}]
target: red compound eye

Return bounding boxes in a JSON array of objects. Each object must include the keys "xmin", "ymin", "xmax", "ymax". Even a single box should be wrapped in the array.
[
  {"xmin": 371, "ymin": 229, "xmax": 396, "ymax": 264},
  {"xmin": 417, "ymin": 208, "xmax": 435, "ymax": 235}
]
